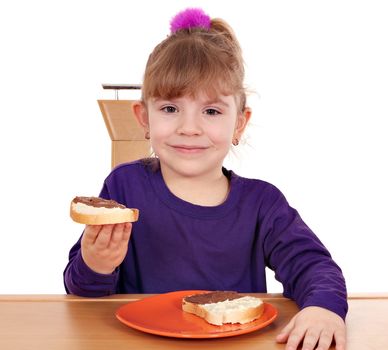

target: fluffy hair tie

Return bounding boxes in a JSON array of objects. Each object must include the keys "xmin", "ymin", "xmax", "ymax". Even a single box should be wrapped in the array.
[{"xmin": 170, "ymin": 8, "xmax": 211, "ymax": 33}]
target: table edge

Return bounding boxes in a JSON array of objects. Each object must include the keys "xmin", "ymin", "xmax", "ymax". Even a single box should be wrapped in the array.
[{"xmin": 0, "ymin": 292, "xmax": 387, "ymax": 302}]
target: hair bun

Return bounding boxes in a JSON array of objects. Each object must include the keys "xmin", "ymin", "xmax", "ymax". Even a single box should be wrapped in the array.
[{"xmin": 170, "ymin": 8, "xmax": 211, "ymax": 33}]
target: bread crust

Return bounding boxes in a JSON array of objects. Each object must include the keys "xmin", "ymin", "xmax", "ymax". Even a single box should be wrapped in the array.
[
  {"xmin": 182, "ymin": 294, "xmax": 264, "ymax": 326},
  {"xmin": 70, "ymin": 202, "xmax": 139, "ymax": 225}
]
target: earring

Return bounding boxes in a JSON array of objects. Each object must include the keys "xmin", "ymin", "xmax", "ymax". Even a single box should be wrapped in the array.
[
  {"xmin": 145, "ymin": 131, "xmax": 150, "ymax": 140},
  {"xmin": 232, "ymin": 138, "xmax": 239, "ymax": 146}
]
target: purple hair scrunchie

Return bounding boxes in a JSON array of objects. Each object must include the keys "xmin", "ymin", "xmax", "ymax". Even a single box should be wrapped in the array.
[{"xmin": 170, "ymin": 8, "xmax": 211, "ymax": 34}]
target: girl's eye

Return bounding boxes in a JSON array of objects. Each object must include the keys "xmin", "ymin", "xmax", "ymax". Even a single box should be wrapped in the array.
[
  {"xmin": 161, "ymin": 106, "xmax": 177, "ymax": 113},
  {"xmin": 204, "ymin": 108, "xmax": 220, "ymax": 116}
]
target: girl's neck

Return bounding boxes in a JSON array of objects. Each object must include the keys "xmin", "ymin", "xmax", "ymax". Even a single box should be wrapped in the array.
[{"xmin": 159, "ymin": 164, "xmax": 230, "ymax": 206}]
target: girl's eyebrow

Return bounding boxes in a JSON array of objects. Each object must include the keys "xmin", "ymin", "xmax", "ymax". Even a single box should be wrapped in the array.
[
  {"xmin": 153, "ymin": 97, "xmax": 179, "ymax": 104},
  {"xmin": 202, "ymin": 98, "xmax": 230, "ymax": 108},
  {"xmin": 152, "ymin": 97, "xmax": 231, "ymax": 107}
]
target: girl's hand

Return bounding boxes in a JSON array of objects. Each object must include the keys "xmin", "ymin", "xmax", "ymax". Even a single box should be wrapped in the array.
[
  {"xmin": 81, "ymin": 222, "xmax": 132, "ymax": 274},
  {"xmin": 276, "ymin": 306, "xmax": 346, "ymax": 350}
]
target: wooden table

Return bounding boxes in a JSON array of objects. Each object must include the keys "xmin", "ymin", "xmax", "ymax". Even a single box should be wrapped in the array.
[{"xmin": 0, "ymin": 293, "xmax": 387, "ymax": 350}]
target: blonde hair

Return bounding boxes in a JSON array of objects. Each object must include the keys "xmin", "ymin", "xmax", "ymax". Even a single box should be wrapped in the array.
[{"xmin": 142, "ymin": 18, "xmax": 246, "ymax": 111}]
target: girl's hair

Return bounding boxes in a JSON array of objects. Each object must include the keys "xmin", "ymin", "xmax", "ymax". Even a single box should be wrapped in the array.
[{"xmin": 142, "ymin": 17, "xmax": 246, "ymax": 111}]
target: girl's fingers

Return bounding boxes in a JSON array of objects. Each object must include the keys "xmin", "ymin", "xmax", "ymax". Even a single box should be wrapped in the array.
[
  {"xmin": 276, "ymin": 316, "xmax": 296, "ymax": 343},
  {"xmin": 315, "ymin": 330, "xmax": 334, "ymax": 350},
  {"xmin": 122, "ymin": 222, "xmax": 133, "ymax": 242},
  {"xmin": 334, "ymin": 328, "xmax": 347, "ymax": 350},
  {"xmin": 277, "ymin": 308, "xmax": 346, "ymax": 350},
  {"xmin": 285, "ymin": 328, "xmax": 307, "ymax": 350},
  {"xmin": 93, "ymin": 224, "xmax": 114, "ymax": 248},
  {"xmin": 108, "ymin": 222, "xmax": 132, "ymax": 248},
  {"xmin": 109, "ymin": 223, "xmax": 126, "ymax": 246},
  {"xmin": 82, "ymin": 225, "xmax": 102, "ymax": 245},
  {"xmin": 301, "ymin": 328, "xmax": 321, "ymax": 350}
]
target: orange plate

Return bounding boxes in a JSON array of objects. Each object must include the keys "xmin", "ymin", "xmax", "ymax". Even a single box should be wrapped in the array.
[{"xmin": 116, "ymin": 290, "xmax": 278, "ymax": 338}]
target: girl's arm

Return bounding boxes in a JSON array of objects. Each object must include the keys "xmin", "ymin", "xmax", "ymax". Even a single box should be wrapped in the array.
[
  {"xmin": 64, "ymin": 183, "xmax": 131, "ymax": 296},
  {"xmin": 63, "ymin": 228, "xmax": 122, "ymax": 297},
  {"xmin": 261, "ymin": 188, "xmax": 348, "ymax": 319},
  {"xmin": 260, "ymin": 187, "xmax": 347, "ymax": 349}
]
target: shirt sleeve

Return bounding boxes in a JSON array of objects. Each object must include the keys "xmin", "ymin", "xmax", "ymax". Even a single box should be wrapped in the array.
[
  {"xmin": 63, "ymin": 183, "xmax": 119, "ymax": 297},
  {"xmin": 63, "ymin": 237, "xmax": 119, "ymax": 297},
  {"xmin": 260, "ymin": 186, "xmax": 348, "ymax": 320}
]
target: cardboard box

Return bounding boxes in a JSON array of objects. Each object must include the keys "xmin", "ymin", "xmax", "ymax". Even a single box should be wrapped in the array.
[{"xmin": 98, "ymin": 100, "xmax": 151, "ymax": 169}]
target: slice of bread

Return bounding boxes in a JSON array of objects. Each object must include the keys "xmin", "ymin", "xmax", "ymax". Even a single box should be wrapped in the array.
[
  {"xmin": 70, "ymin": 196, "xmax": 139, "ymax": 225},
  {"xmin": 182, "ymin": 291, "xmax": 264, "ymax": 326}
]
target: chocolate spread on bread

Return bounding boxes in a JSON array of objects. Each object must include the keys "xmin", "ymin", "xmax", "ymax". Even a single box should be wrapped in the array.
[
  {"xmin": 184, "ymin": 291, "xmax": 243, "ymax": 304},
  {"xmin": 73, "ymin": 196, "xmax": 126, "ymax": 209}
]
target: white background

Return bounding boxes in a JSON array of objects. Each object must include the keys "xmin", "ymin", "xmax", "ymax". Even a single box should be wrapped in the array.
[{"xmin": 1, "ymin": 0, "xmax": 387, "ymax": 294}]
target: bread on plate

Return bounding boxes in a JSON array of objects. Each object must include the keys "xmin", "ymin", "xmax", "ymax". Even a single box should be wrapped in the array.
[{"xmin": 182, "ymin": 291, "xmax": 264, "ymax": 326}]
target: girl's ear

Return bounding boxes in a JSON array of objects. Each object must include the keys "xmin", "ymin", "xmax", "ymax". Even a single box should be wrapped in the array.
[
  {"xmin": 234, "ymin": 107, "xmax": 252, "ymax": 139},
  {"xmin": 132, "ymin": 101, "xmax": 149, "ymax": 129}
]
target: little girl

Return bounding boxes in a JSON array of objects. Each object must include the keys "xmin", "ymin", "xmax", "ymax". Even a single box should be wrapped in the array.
[{"xmin": 64, "ymin": 8, "xmax": 347, "ymax": 350}]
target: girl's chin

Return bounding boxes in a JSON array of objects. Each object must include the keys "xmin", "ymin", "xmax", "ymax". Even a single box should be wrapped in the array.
[{"xmin": 160, "ymin": 159, "xmax": 221, "ymax": 177}]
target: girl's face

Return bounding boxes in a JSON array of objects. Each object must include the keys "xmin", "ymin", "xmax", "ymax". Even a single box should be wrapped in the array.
[{"xmin": 136, "ymin": 93, "xmax": 249, "ymax": 179}]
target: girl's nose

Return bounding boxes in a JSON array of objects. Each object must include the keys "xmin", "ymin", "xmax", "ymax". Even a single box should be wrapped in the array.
[{"xmin": 176, "ymin": 113, "xmax": 202, "ymax": 136}]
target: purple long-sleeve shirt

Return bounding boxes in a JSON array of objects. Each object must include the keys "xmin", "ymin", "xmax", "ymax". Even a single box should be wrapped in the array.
[{"xmin": 64, "ymin": 159, "xmax": 348, "ymax": 319}]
